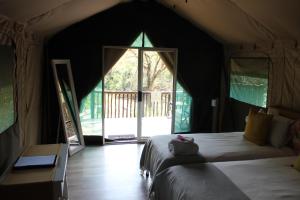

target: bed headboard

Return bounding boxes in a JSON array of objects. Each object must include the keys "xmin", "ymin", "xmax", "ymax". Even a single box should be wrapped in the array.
[{"xmin": 268, "ymin": 106, "xmax": 300, "ymax": 120}]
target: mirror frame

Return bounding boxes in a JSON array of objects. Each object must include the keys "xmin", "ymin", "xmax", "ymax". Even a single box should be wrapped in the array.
[{"xmin": 51, "ymin": 59, "xmax": 85, "ymax": 156}]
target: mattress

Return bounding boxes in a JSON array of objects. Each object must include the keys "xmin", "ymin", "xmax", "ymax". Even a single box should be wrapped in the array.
[
  {"xmin": 140, "ymin": 132, "xmax": 295, "ymax": 177},
  {"xmin": 150, "ymin": 157, "xmax": 300, "ymax": 200}
]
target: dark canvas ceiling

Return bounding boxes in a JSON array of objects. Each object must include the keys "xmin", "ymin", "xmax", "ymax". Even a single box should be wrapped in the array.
[{"xmin": 0, "ymin": 0, "xmax": 299, "ymax": 43}]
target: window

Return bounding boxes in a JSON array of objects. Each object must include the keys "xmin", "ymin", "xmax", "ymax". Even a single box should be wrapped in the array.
[
  {"xmin": 80, "ymin": 32, "xmax": 192, "ymax": 135},
  {"xmin": 0, "ymin": 45, "xmax": 15, "ymax": 133},
  {"xmin": 131, "ymin": 32, "xmax": 153, "ymax": 48},
  {"xmin": 132, "ymin": 32, "xmax": 192, "ymax": 132},
  {"xmin": 230, "ymin": 58, "xmax": 269, "ymax": 107},
  {"xmin": 174, "ymin": 82, "xmax": 192, "ymax": 132}
]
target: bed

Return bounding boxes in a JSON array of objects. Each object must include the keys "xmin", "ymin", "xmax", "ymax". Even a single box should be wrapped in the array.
[
  {"xmin": 140, "ymin": 107, "xmax": 300, "ymax": 177},
  {"xmin": 150, "ymin": 156, "xmax": 300, "ymax": 200},
  {"xmin": 140, "ymin": 132, "xmax": 295, "ymax": 177}
]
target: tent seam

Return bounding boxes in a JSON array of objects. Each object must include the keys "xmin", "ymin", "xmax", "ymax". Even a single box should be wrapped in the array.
[
  {"xmin": 226, "ymin": 0, "xmax": 276, "ymax": 42},
  {"xmin": 25, "ymin": 0, "xmax": 75, "ymax": 26}
]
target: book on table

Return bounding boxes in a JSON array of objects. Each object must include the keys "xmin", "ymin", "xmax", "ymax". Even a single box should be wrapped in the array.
[{"xmin": 13, "ymin": 155, "xmax": 57, "ymax": 169}]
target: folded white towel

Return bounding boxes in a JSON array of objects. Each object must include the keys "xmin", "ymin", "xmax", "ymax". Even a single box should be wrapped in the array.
[
  {"xmin": 168, "ymin": 136, "xmax": 199, "ymax": 156},
  {"xmin": 176, "ymin": 134, "xmax": 194, "ymax": 143}
]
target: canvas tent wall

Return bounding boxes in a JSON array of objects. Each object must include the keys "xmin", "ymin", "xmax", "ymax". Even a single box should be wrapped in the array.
[
  {"xmin": 44, "ymin": 0, "xmax": 300, "ymax": 133},
  {"xmin": 46, "ymin": 1, "xmax": 223, "ymax": 143},
  {"xmin": 222, "ymin": 41, "xmax": 300, "ymax": 131},
  {"xmin": 159, "ymin": 0, "xmax": 300, "ymax": 130},
  {"xmin": 0, "ymin": 0, "xmax": 300, "ymax": 172},
  {"xmin": 0, "ymin": 15, "xmax": 43, "ymax": 174}
]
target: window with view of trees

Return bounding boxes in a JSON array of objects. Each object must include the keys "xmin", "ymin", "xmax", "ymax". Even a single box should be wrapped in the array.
[
  {"xmin": 0, "ymin": 45, "xmax": 15, "ymax": 134},
  {"xmin": 79, "ymin": 32, "xmax": 192, "ymax": 135},
  {"xmin": 230, "ymin": 58, "xmax": 269, "ymax": 108}
]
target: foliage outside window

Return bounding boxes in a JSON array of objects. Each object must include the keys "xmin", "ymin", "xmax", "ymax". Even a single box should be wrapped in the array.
[
  {"xmin": 174, "ymin": 82, "xmax": 192, "ymax": 132},
  {"xmin": 79, "ymin": 32, "xmax": 192, "ymax": 134},
  {"xmin": 230, "ymin": 58, "xmax": 269, "ymax": 107},
  {"xmin": 80, "ymin": 81, "xmax": 102, "ymax": 120},
  {"xmin": 0, "ymin": 45, "xmax": 15, "ymax": 133}
]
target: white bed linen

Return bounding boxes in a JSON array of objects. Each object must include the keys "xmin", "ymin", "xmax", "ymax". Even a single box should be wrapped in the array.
[
  {"xmin": 140, "ymin": 132, "xmax": 295, "ymax": 177},
  {"xmin": 214, "ymin": 157, "xmax": 300, "ymax": 200},
  {"xmin": 151, "ymin": 157, "xmax": 300, "ymax": 200}
]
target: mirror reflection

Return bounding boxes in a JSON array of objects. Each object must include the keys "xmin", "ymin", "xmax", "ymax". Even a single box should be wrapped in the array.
[{"xmin": 52, "ymin": 60, "xmax": 85, "ymax": 155}]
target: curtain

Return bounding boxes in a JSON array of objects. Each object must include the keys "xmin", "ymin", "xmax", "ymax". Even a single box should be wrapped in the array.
[
  {"xmin": 145, "ymin": 34, "xmax": 195, "ymax": 132},
  {"xmin": 79, "ymin": 47, "xmax": 128, "ymax": 133},
  {"xmin": 47, "ymin": 34, "xmax": 140, "ymax": 142},
  {"xmin": 147, "ymin": 31, "xmax": 209, "ymax": 132},
  {"xmin": 158, "ymin": 51, "xmax": 190, "ymax": 92},
  {"xmin": 80, "ymin": 47, "xmax": 131, "ymax": 119},
  {"xmin": 73, "ymin": 35, "xmax": 140, "ymax": 105},
  {"xmin": 103, "ymin": 48, "xmax": 128, "ymax": 75},
  {"xmin": 156, "ymin": 51, "xmax": 192, "ymax": 133},
  {"xmin": 47, "ymin": 1, "xmax": 223, "ymax": 138},
  {"xmin": 0, "ymin": 16, "xmax": 43, "ymax": 174}
]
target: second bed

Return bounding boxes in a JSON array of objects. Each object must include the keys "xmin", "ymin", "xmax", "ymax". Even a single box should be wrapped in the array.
[
  {"xmin": 140, "ymin": 132, "xmax": 295, "ymax": 177},
  {"xmin": 150, "ymin": 156, "xmax": 300, "ymax": 200}
]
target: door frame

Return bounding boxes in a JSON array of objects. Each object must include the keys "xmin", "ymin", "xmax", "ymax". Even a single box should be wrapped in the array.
[{"xmin": 102, "ymin": 46, "xmax": 178, "ymax": 143}]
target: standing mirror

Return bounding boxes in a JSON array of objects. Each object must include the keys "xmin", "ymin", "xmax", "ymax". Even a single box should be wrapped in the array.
[{"xmin": 52, "ymin": 59, "xmax": 85, "ymax": 156}]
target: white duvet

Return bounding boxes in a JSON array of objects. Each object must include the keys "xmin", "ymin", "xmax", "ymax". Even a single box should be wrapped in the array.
[
  {"xmin": 140, "ymin": 132, "xmax": 295, "ymax": 177},
  {"xmin": 151, "ymin": 157, "xmax": 300, "ymax": 200}
]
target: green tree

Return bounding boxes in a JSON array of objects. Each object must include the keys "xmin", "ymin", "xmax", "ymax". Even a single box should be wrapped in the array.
[{"xmin": 105, "ymin": 49, "xmax": 172, "ymax": 92}]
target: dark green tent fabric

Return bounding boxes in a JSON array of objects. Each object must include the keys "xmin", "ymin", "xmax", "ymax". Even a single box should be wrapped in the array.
[{"xmin": 45, "ymin": 1, "xmax": 223, "ymax": 142}]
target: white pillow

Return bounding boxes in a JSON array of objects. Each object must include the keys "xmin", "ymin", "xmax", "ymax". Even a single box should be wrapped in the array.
[{"xmin": 269, "ymin": 115, "xmax": 293, "ymax": 148}]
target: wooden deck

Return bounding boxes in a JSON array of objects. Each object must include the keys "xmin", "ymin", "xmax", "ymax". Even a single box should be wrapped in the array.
[{"xmin": 81, "ymin": 117, "xmax": 171, "ymax": 138}]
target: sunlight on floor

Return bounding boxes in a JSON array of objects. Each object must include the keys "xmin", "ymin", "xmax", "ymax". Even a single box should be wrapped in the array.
[{"xmin": 81, "ymin": 117, "xmax": 171, "ymax": 138}]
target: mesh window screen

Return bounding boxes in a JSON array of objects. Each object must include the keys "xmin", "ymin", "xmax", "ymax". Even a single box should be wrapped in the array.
[
  {"xmin": 80, "ymin": 81, "xmax": 102, "ymax": 135},
  {"xmin": 175, "ymin": 82, "xmax": 192, "ymax": 132},
  {"xmin": 230, "ymin": 58, "xmax": 269, "ymax": 107}
]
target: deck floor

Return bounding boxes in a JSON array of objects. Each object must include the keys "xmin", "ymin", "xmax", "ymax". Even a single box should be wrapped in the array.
[
  {"xmin": 67, "ymin": 144, "xmax": 150, "ymax": 200},
  {"xmin": 81, "ymin": 117, "xmax": 171, "ymax": 138}
]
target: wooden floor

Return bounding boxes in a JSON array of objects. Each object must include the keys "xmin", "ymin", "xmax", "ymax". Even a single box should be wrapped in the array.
[{"xmin": 67, "ymin": 144, "xmax": 151, "ymax": 200}]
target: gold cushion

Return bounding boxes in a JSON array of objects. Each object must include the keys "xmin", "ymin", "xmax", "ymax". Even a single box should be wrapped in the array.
[
  {"xmin": 244, "ymin": 109, "xmax": 273, "ymax": 145},
  {"xmin": 293, "ymin": 156, "xmax": 300, "ymax": 172}
]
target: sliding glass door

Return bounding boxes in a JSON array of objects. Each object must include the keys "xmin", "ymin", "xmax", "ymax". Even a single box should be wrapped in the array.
[
  {"xmin": 103, "ymin": 48, "xmax": 139, "ymax": 141},
  {"xmin": 103, "ymin": 47, "xmax": 177, "ymax": 142},
  {"xmin": 140, "ymin": 50, "xmax": 176, "ymax": 139}
]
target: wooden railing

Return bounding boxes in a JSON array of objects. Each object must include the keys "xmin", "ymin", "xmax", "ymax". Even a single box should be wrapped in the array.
[{"xmin": 103, "ymin": 91, "xmax": 171, "ymax": 118}]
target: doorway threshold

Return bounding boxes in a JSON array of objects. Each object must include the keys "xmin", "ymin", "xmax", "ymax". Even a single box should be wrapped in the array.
[
  {"xmin": 105, "ymin": 136, "xmax": 146, "ymax": 145},
  {"xmin": 107, "ymin": 134, "xmax": 135, "ymax": 140}
]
